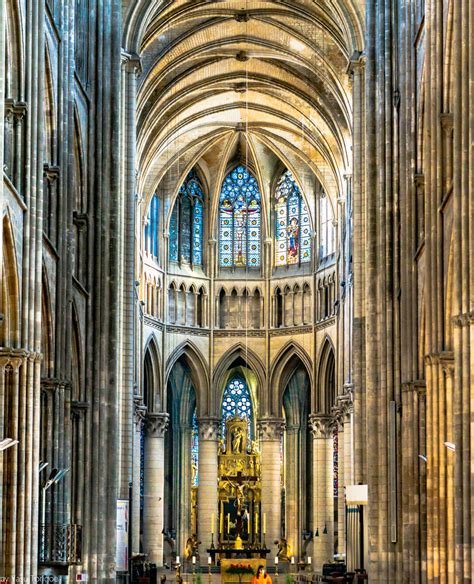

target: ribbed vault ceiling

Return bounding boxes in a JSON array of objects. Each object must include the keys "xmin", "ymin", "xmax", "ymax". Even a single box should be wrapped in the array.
[{"xmin": 126, "ymin": 0, "xmax": 364, "ymax": 215}]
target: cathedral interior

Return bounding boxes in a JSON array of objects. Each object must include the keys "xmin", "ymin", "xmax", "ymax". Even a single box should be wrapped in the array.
[{"xmin": 0, "ymin": 0, "xmax": 473, "ymax": 582}]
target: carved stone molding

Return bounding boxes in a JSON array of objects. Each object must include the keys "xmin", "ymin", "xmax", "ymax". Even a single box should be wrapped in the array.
[
  {"xmin": 234, "ymin": 11, "xmax": 250, "ymax": 22},
  {"xmin": 257, "ymin": 418, "xmax": 285, "ymax": 441},
  {"xmin": 145, "ymin": 412, "xmax": 169, "ymax": 437},
  {"xmin": 308, "ymin": 414, "xmax": 336, "ymax": 439},
  {"xmin": 133, "ymin": 397, "xmax": 148, "ymax": 428},
  {"xmin": 333, "ymin": 388, "xmax": 353, "ymax": 426},
  {"xmin": 41, "ymin": 377, "xmax": 70, "ymax": 395},
  {"xmin": 43, "ymin": 163, "xmax": 60, "ymax": 184},
  {"xmin": 452, "ymin": 311, "xmax": 474, "ymax": 328},
  {"xmin": 198, "ymin": 417, "xmax": 220, "ymax": 441},
  {"xmin": 71, "ymin": 400, "xmax": 89, "ymax": 419}
]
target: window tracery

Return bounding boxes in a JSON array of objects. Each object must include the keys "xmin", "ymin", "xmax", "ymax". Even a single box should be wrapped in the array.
[
  {"xmin": 274, "ymin": 170, "xmax": 311, "ymax": 266},
  {"xmin": 219, "ymin": 165, "xmax": 261, "ymax": 268},
  {"xmin": 221, "ymin": 376, "xmax": 254, "ymax": 441},
  {"xmin": 169, "ymin": 170, "xmax": 204, "ymax": 266}
]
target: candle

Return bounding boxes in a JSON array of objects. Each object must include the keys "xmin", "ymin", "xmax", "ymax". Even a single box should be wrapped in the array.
[
  {"xmin": 307, "ymin": 556, "xmax": 312, "ymax": 565},
  {"xmin": 220, "ymin": 512, "xmax": 223, "ymax": 535},
  {"xmin": 255, "ymin": 512, "xmax": 259, "ymax": 534},
  {"xmin": 192, "ymin": 556, "xmax": 196, "ymax": 565},
  {"xmin": 291, "ymin": 557, "xmax": 295, "ymax": 565},
  {"xmin": 274, "ymin": 557, "xmax": 279, "ymax": 565},
  {"xmin": 211, "ymin": 513, "xmax": 215, "ymax": 535},
  {"xmin": 248, "ymin": 513, "xmax": 251, "ymax": 535},
  {"xmin": 208, "ymin": 556, "xmax": 212, "ymax": 565},
  {"xmin": 227, "ymin": 513, "xmax": 230, "ymax": 534},
  {"xmin": 176, "ymin": 556, "xmax": 180, "ymax": 564},
  {"xmin": 263, "ymin": 513, "xmax": 266, "ymax": 534}
]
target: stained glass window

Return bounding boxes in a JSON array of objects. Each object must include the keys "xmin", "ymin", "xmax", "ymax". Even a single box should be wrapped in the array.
[
  {"xmin": 219, "ymin": 165, "xmax": 261, "ymax": 268},
  {"xmin": 320, "ymin": 191, "xmax": 336, "ymax": 259},
  {"xmin": 144, "ymin": 194, "xmax": 160, "ymax": 259},
  {"xmin": 221, "ymin": 376, "xmax": 254, "ymax": 441},
  {"xmin": 169, "ymin": 170, "xmax": 204, "ymax": 266},
  {"xmin": 274, "ymin": 171, "xmax": 311, "ymax": 266},
  {"xmin": 191, "ymin": 410, "xmax": 199, "ymax": 487}
]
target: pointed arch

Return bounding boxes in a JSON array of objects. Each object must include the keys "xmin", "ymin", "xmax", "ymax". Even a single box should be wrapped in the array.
[
  {"xmin": 143, "ymin": 334, "xmax": 162, "ymax": 412},
  {"xmin": 1, "ymin": 212, "xmax": 20, "ymax": 347},
  {"xmin": 270, "ymin": 341, "xmax": 313, "ymax": 416},
  {"xmin": 165, "ymin": 341, "xmax": 209, "ymax": 415},
  {"xmin": 41, "ymin": 265, "xmax": 54, "ymax": 377},
  {"xmin": 317, "ymin": 336, "xmax": 337, "ymax": 413},
  {"xmin": 213, "ymin": 344, "xmax": 266, "ymax": 416}
]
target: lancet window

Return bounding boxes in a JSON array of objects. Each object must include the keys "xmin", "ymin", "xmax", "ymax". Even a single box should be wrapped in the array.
[
  {"xmin": 144, "ymin": 194, "xmax": 160, "ymax": 259},
  {"xmin": 319, "ymin": 191, "xmax": 336, "ymax": 259},
  {"xmin": 219, "ymin": 166, "xmax": 261, "ymax": 268},
  {"xmin": 274, "ymin": 170, "xmax": 311, "ymax": 266},
  {"xmin": 169, "ymin": 171, "xmax": 204, "ymax": 266}
]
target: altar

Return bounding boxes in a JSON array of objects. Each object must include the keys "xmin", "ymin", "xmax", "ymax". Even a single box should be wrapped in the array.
[{"xmin": 207, "ymin": 416, "xmax": 269, "ymax": 581}]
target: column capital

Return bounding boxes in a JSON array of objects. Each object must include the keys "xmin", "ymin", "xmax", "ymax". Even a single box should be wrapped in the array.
[
  {"xmin": 146, "ymin": 412, "xmax": 169, "ymax": 437},
  {"xmin": 198, "ymin": 417, "xmax": 220, "ymax": 440},
  {"xmin": 134, "ymin": 400, "xmax": 148, "ymax": 427},
  {"xmin": 333, "ymin": 387, "xmax": 354, "ymax": 425},
  {"xmin": 257, "ymin": 417, "xmax": 285, "ymax": 441},
  {"xmin": 308, "ymin": 414, "xmax": 336, "ymax": 439},
  {"xmin": 71, "ymin": 400, "xmax": 89, "ymax": 419}
]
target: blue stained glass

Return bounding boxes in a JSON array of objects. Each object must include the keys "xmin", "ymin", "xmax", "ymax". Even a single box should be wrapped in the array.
[
  {"xmin": 193, "ymin": 199, "xmax": 203, "ymax": 265},
  {"xmin": 219, "ymin": 165, "xmax": 261, "ymax": 268},
  {"xmin": 169, "ymin": 204, "xmax": 179, "ymax": 262},
  {"xmin": 221, "ymin": 376, "xmax": 254, "ymax": 442},
  {"xmin": 145, "ymin": 194, "xmax": 160, "ymax": 259},
  {"xmin": 169, "ymin": 170, "xmax": 204, "ymax": 266},
  {"xmin": 274, "ymin": 170, "xmax": 312, "ymax": 266},
  {"xmin": 181, "ymin": 197, "xmax": 191, "ymax": 263},
  {"xmin": 191, "ymin": 410, "xmax": 199, "ymax": 487}
]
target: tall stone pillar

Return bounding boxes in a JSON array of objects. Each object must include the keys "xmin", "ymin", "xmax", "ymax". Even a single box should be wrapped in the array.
[
  {"xmin": 285, "ymin": 425, "xmax": 300, "ymax": 558},
  {"xmin": 132, "ymin": 400, "xmax": 146, "ymax": 555},
  {"xmin": 309, "ymin": 414, "xmax": 335, "ymax": 571},
  {"xmin": 197, "ymin": 418, "xmax": 220, "ymax": 555},
  {"xmin": 258, "ymin": 418, "xmax": 285, "ymax": 550},
  {"xmin": 143, "ymin": 413, "xmax": 169, "ymax": 565}
]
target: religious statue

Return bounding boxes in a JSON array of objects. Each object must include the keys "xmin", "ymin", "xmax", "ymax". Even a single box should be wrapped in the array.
[
  {"xmin": 288, "ymin": 217, "xmax": 299, "ymax": 260},
  {"xmin": 184, "ymin": 534, "xmax": 201, "ymax": 561},
  {"xmin": 232, "ymin": 426, "xmax": 244, "ymax": 453},
  {"xmin": 274, "ymin": 538, "xmax": 290, "ymax": 562}
]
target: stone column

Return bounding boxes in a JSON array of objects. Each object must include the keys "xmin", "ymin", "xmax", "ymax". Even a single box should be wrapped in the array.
[
  {"xmin": 285, "ymin": 425, "xmax": 300, "ymax": 558},
  {"xmin": 197, "ymin": 418, "xmax": 220, "ymax": 555},
  {"xmin": 143, "ymin": 413, "xmax": 169, "ymax": 566},
  {"xmin": 132, "ymin": 401, "xmax": 146, "ymax": 554},
  {"xmin": 309, "ymin": 414, "xmax": 335, "ymax": 571},
  {"xmin": 258, "ymin": 418, "xmax": 285, "ymax": 550}
]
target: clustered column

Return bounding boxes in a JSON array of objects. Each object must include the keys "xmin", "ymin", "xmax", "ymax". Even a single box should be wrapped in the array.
[
  {"xmin": 258, "ymin": 418, "xmax": 285, "ymax": 548},
  {"xmin": 197, "ymin": 418, "xmax": 220, "ymax": 554},
  {"xmin": 143, "ymin": 413, "xmax": 169, "ymax": 566}
]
